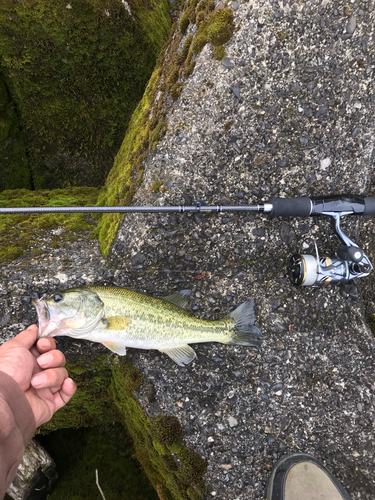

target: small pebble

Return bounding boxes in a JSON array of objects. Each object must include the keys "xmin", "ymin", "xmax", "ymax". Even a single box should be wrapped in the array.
[
  {"xmin": 222, "ymin": 57, "xmax": 232, "ymax": 68},
  {"xmin": 346, "ymin": 15, "xmax": 356, "ymax": 34},
  {"xmin": 231, "ymin": 86, "xmax": 240, "ymax": 98},
  {"xmin": 228, "ymin": 416, "xmax": 238, "ymax": 427},
  {"xmin": 352, "ymin": 127, "xmax": 361, "ymax": 139},
  {"xmin": 320, "ymin": 158, "xmax": 331, "ymax": 170}
]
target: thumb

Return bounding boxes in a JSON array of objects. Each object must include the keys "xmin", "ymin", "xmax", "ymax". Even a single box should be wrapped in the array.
[{"xmin": 8, "ymin": 325, "xmax": 38, "ymax": 350}]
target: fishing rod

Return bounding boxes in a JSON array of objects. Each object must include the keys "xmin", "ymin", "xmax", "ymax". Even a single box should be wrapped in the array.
[{"xmin": 1, "ymin": 194, "xmax": 375, "ymax": 287}]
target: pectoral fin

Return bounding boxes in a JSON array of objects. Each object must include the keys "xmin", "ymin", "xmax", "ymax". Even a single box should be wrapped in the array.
[
  {"xmin": 102, "ymin": 342, "xmax": 127, "ymax": 355},
  {"xmin": 159, "ymin": 345, "xmax": 196, "ymax": 366},
  {"xmin": 105, "ymin": 315, "xmax": 132, "ymax": 331}
]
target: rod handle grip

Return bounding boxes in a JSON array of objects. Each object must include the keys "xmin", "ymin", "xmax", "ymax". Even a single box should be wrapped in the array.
[
  {"xmin": 364, "ymin": 197, "xmax": 375, "ymax": 215},
  {"xmin": 269, "ymin": 197, "xmax": 311, "ymax": 218}
]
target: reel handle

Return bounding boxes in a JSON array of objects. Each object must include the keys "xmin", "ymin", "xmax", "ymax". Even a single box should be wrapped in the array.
[{"xmin": 336, "ymin": 245, "xmax": 363, "ymax": 263}]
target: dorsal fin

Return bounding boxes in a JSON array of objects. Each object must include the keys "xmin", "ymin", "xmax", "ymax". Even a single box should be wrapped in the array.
[{"xmin": 162, "ymin": 290, "xmax": 191, "ymax": 310}]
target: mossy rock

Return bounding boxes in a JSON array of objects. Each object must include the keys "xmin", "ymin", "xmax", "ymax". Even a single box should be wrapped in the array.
[
  {"xmin": 0, "ymin": 187, "xmax": 99, "ymax": 264},
  {"xmin": 0, "ymin": 0, "xmax": 171, "ymax": 189},
  {"xmin": 97, "ymin": 4, "xmax": 235, "ymax": 258}
]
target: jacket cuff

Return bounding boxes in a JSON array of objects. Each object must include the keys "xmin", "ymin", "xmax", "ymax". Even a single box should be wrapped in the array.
[{"xmin": 0, "ymin": 370, "xmax": 36, "ymax": 444}]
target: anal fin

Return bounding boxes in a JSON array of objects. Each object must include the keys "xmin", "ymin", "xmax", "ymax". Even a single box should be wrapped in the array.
[
  {"xmin": 102, "ymin": 342, "xmax": 127, "ymax": 355},
  {"xmin": 159, "ymin": 345, "xmax": 196, "ymax": 366}
]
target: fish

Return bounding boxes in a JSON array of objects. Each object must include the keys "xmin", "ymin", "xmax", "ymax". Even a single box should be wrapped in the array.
[{"xmin": 33, "ymin": 286, "xmax": 262, "ymax": 366}]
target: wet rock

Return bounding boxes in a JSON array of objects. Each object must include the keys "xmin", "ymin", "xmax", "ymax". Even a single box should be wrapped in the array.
[
  {"xmin": 222, "ymin": 57, "xmax": 232, "ymax": 68},
  {"xmin": 277, "ymin": 158, "xmax": 289, "ymax": 168},
  {"xmin": 279, "ymin": 222, "xmax": 296, "ymax": 244},
  {"xmin": 252, "ymin": 227, "xmax": 265, "ymax": 237},
  {"xmin": 315, "ymin": 106, "xmax": 328, "ymax": 117},
  {"xmin": 231, "ymin": 86, "xmax": 240, "ymax": 98},
  {"xmin": 130, "ymin": 252, "xmax": 145, "ymax": 267},
  {"xmin": 352, "ymin": 128, "xmax": 361, "ymax": 139}
]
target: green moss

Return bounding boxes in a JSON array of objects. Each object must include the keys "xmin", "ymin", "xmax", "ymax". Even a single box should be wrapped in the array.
[
  {"xmin": 195, "ymin": 0, "xmax": 215, "ymax": 25},
  {"xmin": 0, "ymin": 0, "xmax": 171, "ymax": 189},
  {"xmin": 170, "ymin": 82, "xmax": 184, "ymax": 101},
  {"xmin": 176, "ymin": 35, "xmax": 194, "ymax": 65},
  {"xmin": 276, "ymin": 31, "xmax": 288, "ymax": 41},
  {"xmin": 39, "ymin": 425, "xmax": 158, "ymax": 500},
  {"xmin": 151, "ymin": 180, "xmax": 165, "ymax": 193},
  {"xmin": 94, "ymin": 44, "xmax": 176, "ymax": 256},
  {"xmin": 286, "ymin": 106, "xmax": 295, "ymax": 117},
  {"xmin": 151, "ymin": 415, "xmax": 184, "ymax": 446},
  {"xmin": 39, "ymin": 354, "xmax": 119, "ymax": 433},
  {"xmin": 0, "ymin": 73, "xmax": 30, "ymax": 191},
  {"xmin": 41, "ymin": 352, "xmax": 210, "ymax": 500},
  {"xmin": 206, "ymin": 8, "xmax": 234, "ymax": 45},
  {"xmin": 150, "ymin": 119, "xmax": 168, "ymax": 151},
  {"xmin": 190, "ymin": 33, "xmax": 207, "ymax": 54},
  {"xmin": 196, "ymin": 0, "xmax": 215, "ymax": 14},
  {"xmin": 180, "ymin": 10, "xmax": 191, "ymax": 34},
  {"xmin": 166, "ymin": 64, "xmax": 180, "ymax": 90},
  {"xmin": 369, "ymin": 314, "xmax": 375, "ymax": 335},
  {"xmin": 212, "ymin": 44, "xmax": 226, "ymax": 60},
  {"xmin": 177, "ymin": 449, "xmax": 207, "ymax": 483},
  {"xmin": 0, "ymin": 187, "xmax": 99, "ymax": 264}
]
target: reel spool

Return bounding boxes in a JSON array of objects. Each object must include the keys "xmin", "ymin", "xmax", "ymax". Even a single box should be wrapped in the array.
[{"xmin": 289, "ymin": 254, "xmax": 344, "ymax": 287}]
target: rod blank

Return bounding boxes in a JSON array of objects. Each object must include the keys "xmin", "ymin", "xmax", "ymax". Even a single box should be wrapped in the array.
[{"xmin": 0, "ymin": 205, "xmax": 268, "ymax": 215}]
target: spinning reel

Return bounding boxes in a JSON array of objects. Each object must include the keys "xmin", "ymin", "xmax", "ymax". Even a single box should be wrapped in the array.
[{"xmin": 288, "ymin": 212, "xmax": 372, "ymax": 287}]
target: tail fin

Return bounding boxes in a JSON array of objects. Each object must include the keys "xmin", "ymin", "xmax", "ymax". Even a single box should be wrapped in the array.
[{"xmin": 226, "ymin": 299, "xmax": 262, "ymax": 349}]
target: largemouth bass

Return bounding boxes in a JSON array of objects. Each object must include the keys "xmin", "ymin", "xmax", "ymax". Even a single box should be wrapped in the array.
[{"xmin": 33, "ymin": 286, "xmax": 261, "ymax": 366}]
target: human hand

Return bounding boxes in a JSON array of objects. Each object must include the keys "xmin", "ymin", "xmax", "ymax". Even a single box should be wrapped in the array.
[{"xmin": 0, "ymin": 325, "xmax": 76, "ymax": 427}]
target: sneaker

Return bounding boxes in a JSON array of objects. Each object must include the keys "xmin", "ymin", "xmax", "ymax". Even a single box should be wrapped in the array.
[{"xmin": 266, "ymin": 453, "xmax": 352, "ymax": 500}]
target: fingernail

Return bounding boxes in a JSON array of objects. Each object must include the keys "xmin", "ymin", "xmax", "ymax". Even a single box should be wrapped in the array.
[
  {"xmin": 37, "ymin": 353, "xmax": 53, "ymax": 368},
  {"xmin": 31, "ymin": 372, "xmax": 47, "ymax": 388}
]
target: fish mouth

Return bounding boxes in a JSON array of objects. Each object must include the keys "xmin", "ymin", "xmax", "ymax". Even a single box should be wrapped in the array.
[{"xmin": 32, "ymin": 298, "xmax": 60, "ymax": 339}]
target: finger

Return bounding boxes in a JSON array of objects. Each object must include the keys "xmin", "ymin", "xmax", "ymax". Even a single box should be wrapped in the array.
[
  {"xmin": 31, "ymin": 367, "xmax": 68, "ymax": 390},
  {"xmin": 7, "ymin": 325, "xmax": 38, "ymax": 350},
  {"xmin": 36, "ymin": 337, "xmax": 57, "ymax": 354},
  {"xmin": 53, "ymin": 378, "xmax": 77, "ymax": 411},
  {"xmin": 37, "ymin": 350, "xmax": 66, "ymax": 369}
]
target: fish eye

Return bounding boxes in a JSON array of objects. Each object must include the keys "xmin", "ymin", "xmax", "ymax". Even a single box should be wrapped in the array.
[{"xmin": 53, "ymin": 294, "xmax": 63, "ymax": 302}]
